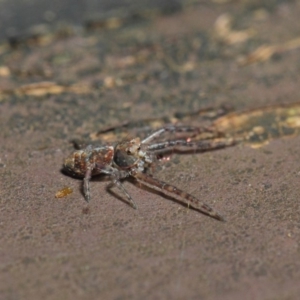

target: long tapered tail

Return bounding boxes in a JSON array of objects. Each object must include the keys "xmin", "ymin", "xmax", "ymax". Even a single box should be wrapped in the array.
[{"xmin": 134, "ymin": 172, "xmax": 225, "ymax": 221}]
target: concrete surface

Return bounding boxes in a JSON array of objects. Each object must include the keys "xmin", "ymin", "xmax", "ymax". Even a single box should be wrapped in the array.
[{"xmin": 1, "ymin": 0, "xmax": 300, "ymax": 299}]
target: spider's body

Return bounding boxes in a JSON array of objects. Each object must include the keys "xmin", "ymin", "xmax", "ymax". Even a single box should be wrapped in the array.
[{"xmin": 64, "ymin": 125, "xmax": 236, "ymax": 221}]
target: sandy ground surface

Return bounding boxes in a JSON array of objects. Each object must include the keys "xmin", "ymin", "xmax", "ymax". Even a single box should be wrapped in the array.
[{"xmin": 1, "ymin": 1, "xmax": 300, "ymax": 299}]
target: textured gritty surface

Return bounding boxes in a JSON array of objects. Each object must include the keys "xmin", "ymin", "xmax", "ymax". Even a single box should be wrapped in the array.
[{"xmin": 1, "ymin": 1, "xmax": 300, "ymax": 299}]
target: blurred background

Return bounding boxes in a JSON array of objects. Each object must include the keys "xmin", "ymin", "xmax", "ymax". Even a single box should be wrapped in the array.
[{"xmin": 1, "ymin": 1, "xmax": 300, "ymax": 300}]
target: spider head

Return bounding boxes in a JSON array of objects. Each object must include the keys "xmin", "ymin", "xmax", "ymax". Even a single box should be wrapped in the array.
[{"xmin": 113, "ymin": 138, "xmax": 141, "ymax": 169}]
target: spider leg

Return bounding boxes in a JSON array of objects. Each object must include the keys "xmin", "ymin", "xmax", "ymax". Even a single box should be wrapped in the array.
[
  {"xmin": 134, "ymin": 172, "xmax": 224, "ymax": 221},
  {"xmin": 83, "ymin": 165, "xmax": 94, "ymax": 202},
  {"xmin": 105, "ymin": 167, "xmax": 138, "ymax": 209},
  {"xmin": 146, "ymin": 137, "xmax": 236, "ymax": 153},
  {"xmin": 141, "ymin": 125, "xmax": 217, "ymax": 145},
  {"xmin": 107, "ymin": 179, "xmax": 138, "ymax": 209}
]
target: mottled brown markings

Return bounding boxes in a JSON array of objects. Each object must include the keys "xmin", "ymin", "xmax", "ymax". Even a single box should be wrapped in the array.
[{"xmin": 64, "ymin": 125, "xmax": 236, "ymax": 221}]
